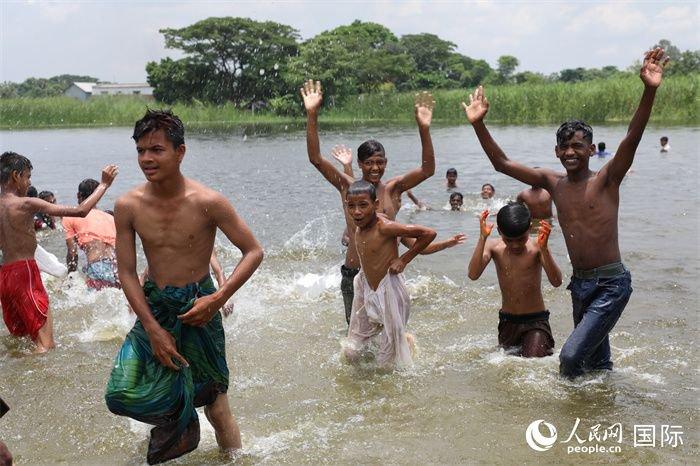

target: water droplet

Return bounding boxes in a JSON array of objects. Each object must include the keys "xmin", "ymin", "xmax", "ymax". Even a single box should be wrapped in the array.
[{"xmin": 259, "ymin": 69, "xmax": 265, "ymax": 76}]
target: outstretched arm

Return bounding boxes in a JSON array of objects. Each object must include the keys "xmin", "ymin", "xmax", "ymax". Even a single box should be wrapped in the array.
[
  {"xmin": 301, "ymin": 80, "xmax": 353, "ymax": 192},
  {"xmin": 463, "ymin": 87, "xmax": 554, "ymax": 189},
  {"xmin": 468, "ymin": 210, "xmax": 494, "ymax": 280},
  {"xmin": 602, "ymin": 48, "xmax": 668, "ymax": 185},
  {"xmin": 394, "ymin": 92, "xmax": 436, "ymax": 193},
  {"xmin": 24, "ymin": 165, "xmax": 118, "ymax": 218},
  {"xmin": 381, "ymin": 219, "xmax": 436, "ymax": 274},
  {"xmin": 401, "ymin": 233, "xmax": 465, "ymax": 254},
  {"xmin": 537, "ymin": 221, "xmax": 562, "ymax": 287},
  {"xmin": 115, "ymin": 196, "xmax": 188, "ymax": 371},
  {"xmin": 179, "ymin": 193, "xmax": 263, "ymax": 326},
  {"xmin": 406, "ymin": 190, "xmax": 426, "ymax": 209}
]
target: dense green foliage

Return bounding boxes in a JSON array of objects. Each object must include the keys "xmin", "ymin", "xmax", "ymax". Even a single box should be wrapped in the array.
[
  {"xmin": 0, "ymin": 74, "xmax": 101, "ymax": 98},
  {"xmin": 1, "ymin": 74, "xmax": 696, "ymax": 129}
]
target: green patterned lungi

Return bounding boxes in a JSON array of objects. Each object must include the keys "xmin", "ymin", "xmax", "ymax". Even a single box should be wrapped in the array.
[{"xmin": 105, "ymin": 275, "xmax": 228, "ymax": 464}]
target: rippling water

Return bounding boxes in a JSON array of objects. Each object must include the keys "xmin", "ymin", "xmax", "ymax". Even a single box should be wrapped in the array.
[{"xmin": 0, "ymin": 124, "xmax": 698, "ymax": 463}]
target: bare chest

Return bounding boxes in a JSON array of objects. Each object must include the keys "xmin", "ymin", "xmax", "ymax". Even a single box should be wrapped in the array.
[{"xmin": 132, "ymin": 200, "xmax": 214, "ymax": 249}]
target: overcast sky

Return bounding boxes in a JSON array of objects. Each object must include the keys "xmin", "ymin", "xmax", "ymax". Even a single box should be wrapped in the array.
[{"xmin": 1, "ymin": 0, "xmax": 698, "ymax": 83}]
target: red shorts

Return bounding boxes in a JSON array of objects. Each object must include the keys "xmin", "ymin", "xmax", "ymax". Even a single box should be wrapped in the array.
[{"xmin": 0, "ymin": 259, "xmax": 49, "ymax": 340}]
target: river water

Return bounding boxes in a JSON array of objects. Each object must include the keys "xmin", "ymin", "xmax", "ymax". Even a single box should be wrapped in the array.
[{"xmin": 0, "ymin": 124, "xmax": 698, "ymax": 464}]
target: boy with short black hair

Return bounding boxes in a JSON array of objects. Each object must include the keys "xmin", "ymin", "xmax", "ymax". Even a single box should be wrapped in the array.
[
  {"xmin": 468, "ymin": 203, "xmax": 562, "ymax": 357},
  {"xmin": 446, "ymin": 168, "xmax": 458, "ymax": 189},
  {"xmin": 449, "ymin": 192, "xmax": 464, "ymax": 211},
  {"xmin": 343, "ymin": 180, "xmax": 436, "ymax": 369},
  {"xmin": 0, "ymin": 151, "xmax": 117, "ymax": 352},
  {"xmin": 463, "ymin": 47, "xmax": 668, "ymax": 377}
]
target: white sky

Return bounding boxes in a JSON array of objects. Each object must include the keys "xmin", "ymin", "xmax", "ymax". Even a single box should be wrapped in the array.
[{"xmin": 1, "ymin": 0, "xmax": 698, "ymax": 83}]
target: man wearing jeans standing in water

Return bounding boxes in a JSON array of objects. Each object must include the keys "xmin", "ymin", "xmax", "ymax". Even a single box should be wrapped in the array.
[{"xmin": 462, "ymin": 48, "xmax": 668, "ymax": 378}]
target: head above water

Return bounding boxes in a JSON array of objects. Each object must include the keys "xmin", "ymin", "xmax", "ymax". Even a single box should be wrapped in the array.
[
  {"xmin": 27, "ymin": 186, "xmax": 38, "ymax": 197},
  {"xmin": 346, "ymin": 180, "xmax": 379, "ymax": 228},
  {"xmin": 38, "ymin": 190, "xmax": 55, "ymax": 203},
  {"xmin": 598, "ymin": 142, "xmax": 606, "ymax": 152},
  {"xmin": 556, "ymin": 120, "xmax": 593, "ymax": 147},
  {"xmin": 497, "ymin": 202, "xmax": 531, "ymax": 249},
  {"xmin": 1, "ymin": 151, "xmax": 32, "ymax": 186},
  {"xmin": 357, "ymin": 140, "xmax": 387, "ymax": 184},
  {"xmin": 446, "ymin": 168, "xmax": 458, "ymax": 187},
  {"xmin": 132, "ymin": 109, "xmax": 185, "ymax": 149},
  {"xmin": 449, "ymin": 191, "xmax": 463, "ymax": 211},
  {"xmin": 660, "ymin": 136, "xmax": 668, "ymax": 144},
  {"xmin": 78, "ymin": 178, "xmax": 99, "ymax": 202},
  {"xmin": 481, "ymin": 183, "xmax": 495, "ymax": 199}
]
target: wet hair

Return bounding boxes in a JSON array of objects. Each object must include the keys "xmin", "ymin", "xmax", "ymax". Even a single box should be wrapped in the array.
[
  {"xmin": 346, "ymin": 180, "xmax": 377, "ymax": 202},
  {"xmin": 357, "ymin": 140, "xmax": 385, "ymax": 162},
  {"xmin": 660, "ymin": 136, "xmax": 668, "ymax": 143},
  {"xmin": 27, "ymin": 186, "xmax": 38, "ymax": 197},
  {"xmin": 481, "ymin": 183, "xmax": 495, "ymax": 192},
  {"xmin": 132, "ymin": 108, "xmax": 185, "ymax": 148},
  {"xmin": 0, "ymin": 151, "xmax": 32, "ymax": 184},
  {"xmin": 598, "ymin": 142, "xmax": 606, "ymax": 151},
  {"xmin": 446, "ymin": 168, "xmax": 458, "ymax": 176},
  {"xmin": 78, "ymin": 178, "xmax": 99, "ymax": 201},
  {"xmin": 450, "ymin": 192, "xmax": 463, "ymax": 201},
  {"xmin": 556, "ymin": 120, "xmax": 593, "ymax": 146},
  {"xmin": 497, "ymin": 202, "xmax": 531, "ymax": 238},
  {"xmin": 38, "ymin": 190, "xmax": 54, "ymax": 201}
]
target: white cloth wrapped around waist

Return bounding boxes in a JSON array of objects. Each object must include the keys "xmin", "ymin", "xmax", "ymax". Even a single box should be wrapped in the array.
[{"xmin": 345, "ymin": 271, "xmax": 412, "ymax": 369}]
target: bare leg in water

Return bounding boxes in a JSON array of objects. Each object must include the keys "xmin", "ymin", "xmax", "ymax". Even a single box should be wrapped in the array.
[
  {"xmin": 34, "ymin": 310, "xmax": 55, "ymax": 353},
  {"xmin": 204, "ymin": 393, "xmax": 242, "ymax": 455}
]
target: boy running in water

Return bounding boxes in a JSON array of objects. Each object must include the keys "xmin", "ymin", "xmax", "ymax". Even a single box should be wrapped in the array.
[
  {"xmin": 468, "ymin": 204, "xmax": 562, "ymax": 357},
  {"xmin": 343, "ymin": 180, "xmax": 435, "ymax": 369},
  {"xmin": 302, "ymin": 81, "xmax": 463, "ymax": 324},
  {"xmin": 0, "ymin": 151, "xmax": 117, "ymax": 352},
  {"xmin": 105, "ymin": 110, "xmax": 263, "ymax": 464},
  {"xmin": 463, "ymin": 48, "xmax": 668, "ymax": 378}
]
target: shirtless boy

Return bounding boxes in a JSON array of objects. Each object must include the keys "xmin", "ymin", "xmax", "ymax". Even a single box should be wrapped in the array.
[
  {"xmin": 105, "ymin": 110, "xmax": 263, "ymax": 464},
  {"xmin": 343, "ymin": 180, "xmax": 436, "ymax": 369},
  {"xmin": 64, "ymin": 178, "xmax": 120, "ymax": 290},
  {"xmin": 302, "ymin": 81, "xmax": 463, "ymax": 324},
  {"xmin": 0, "ymin": 151, "xmax": 117, "ymax": 352},
  {"xmin": 463, "ymin": 48, "xmax": 668, "ymax": 377},
  {"xmin": 468, "ymin": 204, "xmax": 562, "ymax": 357},
  {"xmin": 516, "ymin": 169, "xmax": 553, "ymax": 230}
]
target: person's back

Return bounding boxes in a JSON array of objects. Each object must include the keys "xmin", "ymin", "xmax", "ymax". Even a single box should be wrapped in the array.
[
  {"xmin": 516, "ymin": 186, "xmax": 553, "ymax": 221},
  {"xmin": 468, "ymin": 203, "xmax": 562, "ymax": 357}
]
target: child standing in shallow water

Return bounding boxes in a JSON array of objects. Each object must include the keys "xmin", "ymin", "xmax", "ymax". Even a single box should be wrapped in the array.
[
  {"xmin": 468, "ymin": 204, "xmax": 562, "ymax": 357},
  {"xmin": 343, "ymin": 180, "xmax": 436, "ymax": 370}
]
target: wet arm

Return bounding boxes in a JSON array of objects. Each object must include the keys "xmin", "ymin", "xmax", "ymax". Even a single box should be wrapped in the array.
[
  {"xmin": 401, "ymin": 234, "xmax": 463, "ymax": 255},
  {"xmin": 383, "ymin": 221, "xmax": 436, "ymax": 267},
  {"xmin": 210, "ymin": 194, "xmax": 264, "ymax": 305},
  {"xmin": 25, "ymin": 182, "xmax": 109, "ymax": 218},
  {"xmin": 539, "ymin": 245, "xmax": 562, "ymax": 287},
  {"xmin": 209, "ymin": 251, "xmax": 226, "ymax": 288},
  {"xmin": 65, "ymin": 237, "xmax": 78, "ymax": 272},
  {"xmin": 306, "ymin": 111, "xmax": 353, "ymax": 192},
  {"xmin": 395, "ymin": 127, "xmax": 436, "ymax": 193},
  {"xmin": 468, "ymin": 235, "xmax": 492, "ymax": 280}
]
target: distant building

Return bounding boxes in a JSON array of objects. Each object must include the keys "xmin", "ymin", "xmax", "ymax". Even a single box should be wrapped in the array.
[
  {"xmin": 64, "ymin": 82, "xmax": 96, "ymax": 101},
  {"xmin": 64, "ymin": 82, "xmax": 154, "ymax": 100}
]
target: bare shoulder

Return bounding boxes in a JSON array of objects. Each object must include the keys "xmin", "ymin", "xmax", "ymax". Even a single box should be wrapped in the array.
[
  {"xmin": 115, "ymin": 184, "xmax": 146, "ymax": 210},
  {"xmin": 186, "ymin": 178, "xmax": 230, "ymax": 208},
  {"xmin": 488, "ymin": 238, "xmax": 504, "ymax": 257}
]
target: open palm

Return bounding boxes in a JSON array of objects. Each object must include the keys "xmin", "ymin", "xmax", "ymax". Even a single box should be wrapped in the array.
[
  {"xmin": 300, "ymin": 80, "xmax": 323, "ymax": 112},
  {"xmin": 462, "ymin": 86, "xmax": 489, "ymax": 123},
  {"xmin": 640, "ymin": 47, "xmax": 668, "ymax": 88}
]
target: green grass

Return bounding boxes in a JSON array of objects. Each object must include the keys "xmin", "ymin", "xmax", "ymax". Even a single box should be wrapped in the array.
[{"xmin": 1, "ymin": 74, "xmax": 697, "ymax": 129}]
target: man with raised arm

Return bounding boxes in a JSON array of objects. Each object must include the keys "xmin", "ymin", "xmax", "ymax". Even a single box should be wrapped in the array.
[
  {"xmin": 462, "ymin": 48, "xmax": 668, "ymax": 379},
  {"xmin": 0, "ymin": 151, "xmax": 117, "ymax": 352},
  {"xmin": 105, "ymin": 110, "xmax": 263, "ymax": 464},
  {"xmin": 301, "ymin": 81, "xmax": 463, "ymax": 324}
]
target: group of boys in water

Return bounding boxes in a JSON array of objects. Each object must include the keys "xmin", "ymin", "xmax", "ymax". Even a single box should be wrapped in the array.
[{"xmin": 0, "ymin": 47, "xmax": 668, "ymax": 463}]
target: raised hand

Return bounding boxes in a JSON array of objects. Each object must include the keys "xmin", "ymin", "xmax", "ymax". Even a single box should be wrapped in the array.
[
  {"xmin": 479, "ymin": 209, "xmax": 494, "ymax": 238},
  {"xmin": 414, "ymin": 91, "xmax": 435, "ymax": 128},
  {"xmin": 331, "ymin": 145, "xmax": 353, "ymax": 167},
  {"xmin": 101, "ymin": 164, "xmax": 119, "ymax": 186},
  {"xmin": 640, "ymin": 47, "xmax": 669, "ymax": 88},
  {"xmin": 446, "ymin": 233, "xmax": 467, "ymax": 248},
  {"xmin": 178, "ymin": 294, "xmax": 220, "ymax": 327},
  {"xmin": 461, "ymin": 86, "xmax": 489, "ymax": 124},
  {"xmin": 537, "ymin": 221, "xmax": 552, "ymax": 249},
  {"xmin": 300, "ymin": 80, "xmax": 323, "ymax": 113}
]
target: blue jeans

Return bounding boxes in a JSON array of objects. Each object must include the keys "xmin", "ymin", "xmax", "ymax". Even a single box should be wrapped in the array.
[{"xmin": 559, "ymin": 269, "xmax": 632, "ymax": 379}]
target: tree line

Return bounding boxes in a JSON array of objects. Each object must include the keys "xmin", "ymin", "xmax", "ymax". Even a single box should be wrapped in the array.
[{"xmin": 2, "ymin": 17, "xmax": 698, "ymax": 114}]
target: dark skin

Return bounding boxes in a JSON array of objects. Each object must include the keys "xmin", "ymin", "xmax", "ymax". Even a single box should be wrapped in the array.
[
  {"xmin": 347, "ymin": 192, "xmax": 436, "ymax": 291},
  {"xmin": 468, "ymin": 210, "xmax": 562, "ymax": 314},
  {"xmin": 301, "ymin": 81, "xmax": 464, "ymax": 263},
  {"xmin": 463, "ymin": 48, "xmax": 668, "ymax": 270},
  {"xmin": 516, "ymin": 186, "xmax": 553, "ymax": 220}
]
